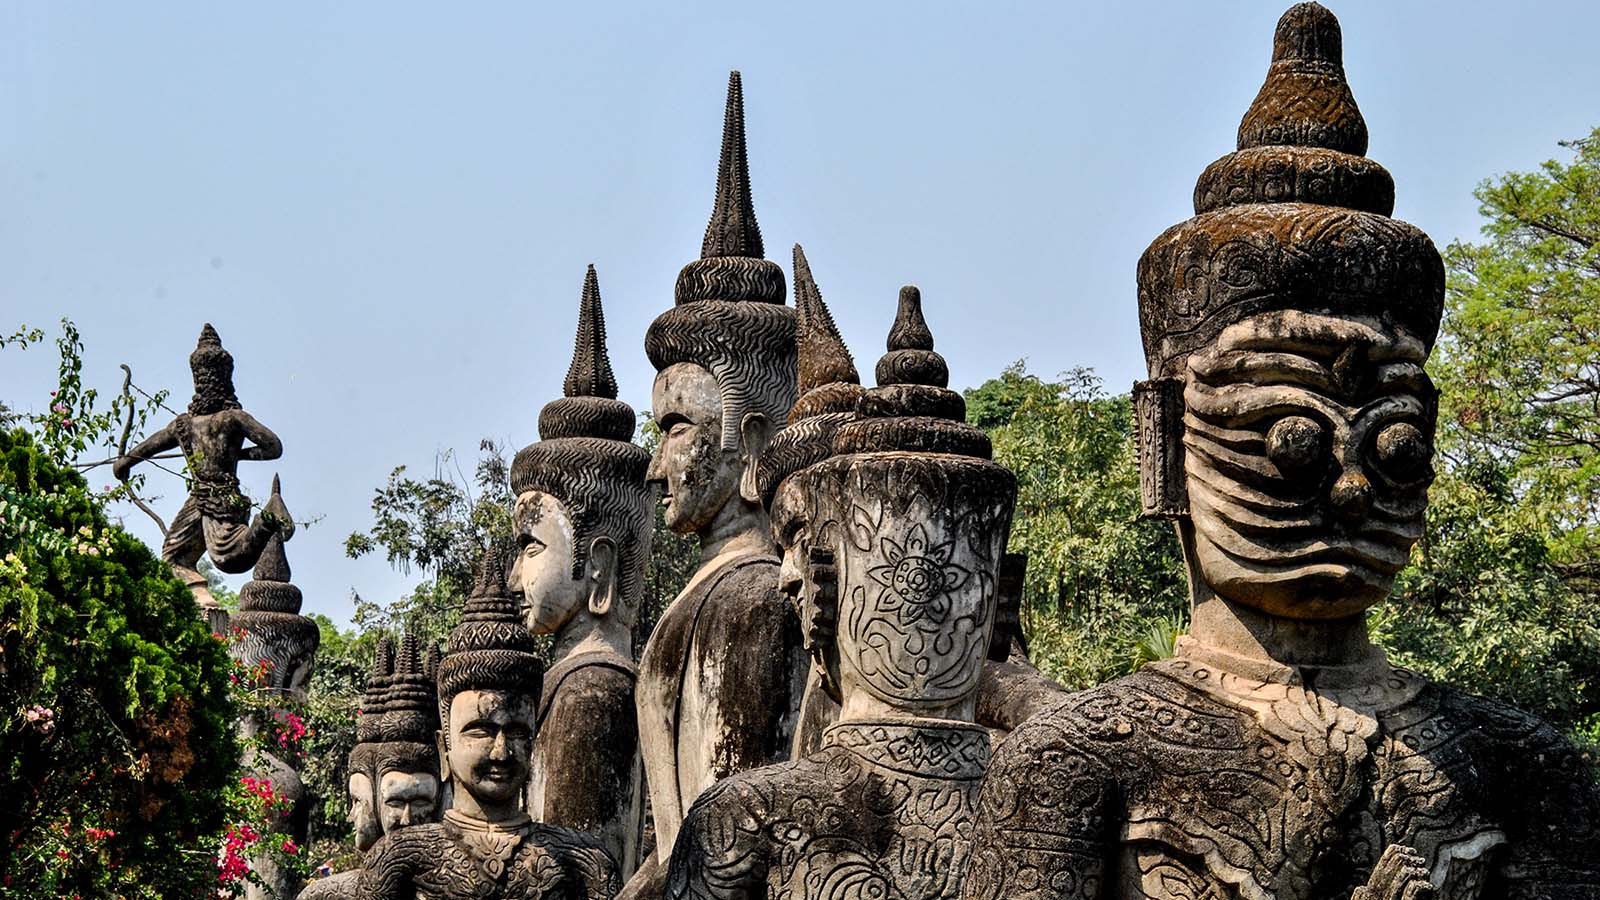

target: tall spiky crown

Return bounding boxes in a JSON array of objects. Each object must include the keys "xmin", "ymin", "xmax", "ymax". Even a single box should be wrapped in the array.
[
  {"xmin": 1137, "ymin": 2, "xmax": 1443, "ymax": 380},
  {"xmin": 373, "ymin": 630, "xmax": 440, "ymax": 774},
  {"xmin": 436, "ymin": 544, "xmax": 542, "ymax": 724},
  {"xmin": 512, "ymin": 267, "xmax": 653, "ymax": 625},
  {"xmin": 831, "ymin": 286, "xmax": 991, "ymax": 460},
  {"xmin": 355, "ymin": 635, "xmax": 396, "ymax": 744},
  {"xmin": 187, "ymin": 323, "xmax": 241, "ymax": 415},
  {"xmin": 648, "ymin": 72, "xmax": 797, "ymax": 449},
  {"xmin": 755, "ymin": 245, "xmax": 864, "ymax": 509}
]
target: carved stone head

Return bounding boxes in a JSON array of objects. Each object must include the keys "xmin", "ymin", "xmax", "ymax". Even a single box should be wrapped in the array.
[
  {"xmin": 772, "ymin": 287, "xmax": 1015, "ymax": 718},
  {"xmin": 1134, "ymin": 1, "xmax": 1445, "ymax": 620},
  {"xmin": 434, "ymin": 550, "xmax": 542, "ymax": 813},
  {"xmin": 644, "ymin": 72, "xmax": 797, "ymax": 535},
  {"xmin": 372, "ymin": 632, "xmax": 441, "ymax": 831},
  {"xmin": 188, "ymin": 323, "xmax": 242, "ymax": 416},
  {"xmin": 229, "ymin": 524, "xmax": 319, "ymax": 700},
  {"xmin": 346, "ymin": 637, "xmax": 393, "ymax": 851},
  {"xmin": 510, "ymin": 266, "xmax": 653, "ymax": 637}
]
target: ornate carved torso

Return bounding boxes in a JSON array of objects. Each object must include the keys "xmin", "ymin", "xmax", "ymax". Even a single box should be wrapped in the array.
[
  {"xmin": 669, "ymin": 718, "xmax": 991, "ymax": 900},
  {"xmin": 530, "ymin": 650, "xmax": 643, "ymax": 877},
  {"xmin": 358, "ymin": 812, "xmax": 619, "ymax": 900},
  {"xmin": 635, "ymin": 551, "xmax": 808, "ymax": 858},
  {"xmin": 964, "ymin": 646, "xmax": 1600, "ymax": 900}
]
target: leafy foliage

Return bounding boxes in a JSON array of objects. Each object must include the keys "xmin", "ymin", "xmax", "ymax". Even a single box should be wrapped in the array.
[
  {"xmin": 968, "ymin": 364, "xmax": 1186, "ymax": 690},
  {"xmin": 0, "ymin": 428, "xmax": 239, "ymax": 897}
]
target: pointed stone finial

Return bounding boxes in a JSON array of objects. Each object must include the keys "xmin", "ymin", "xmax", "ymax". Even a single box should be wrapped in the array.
[
  {"xmin": 423, "ymin": 643, "xmax": 441, "ymax": 680},
  {"xmin": 563, "ymin": 265, "xmax": 619, "ymax": 400},
  {"xmin": 467, "ymin": 539, "xmax": 511, "ymax": 610},
  {"xmin": 197, "ymin": 323, "xmax": 223, "ymax": 349},
  {"xmin": 701, "ymin": 71, "xmax": 764, "ymax": 260},
  {"xmin": 887, "ymin": 286, "xmax": 935, "ymax": 352},
  {"xmin": 793, "ymin": 244, "xmax": 858, "ymax": 394},
  {"xmin": 373, "ymin": 635, "xmax": 396, "ymax": 683},
  {"xmin": 397, "ymin": 631, "xmax": 421, "ymax": 675},
  {"xmin": 1237, "ymin": 2, "xmax": 1367, "ymax": 155},
  {"xmin": 873, "ymin": 285, "xmax": 949, "ymax": 388}
]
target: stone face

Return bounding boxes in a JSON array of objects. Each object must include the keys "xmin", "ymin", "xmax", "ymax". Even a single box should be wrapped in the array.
[
  {"xmin": 666, "ymin": 281, "xmax": 1017, "ymax": 900},
  {"xmin": 962, "ymin": 5, "xmax": 1600, "ymax": 900},
  {"xmin": 359, "ymin": 550, "xmax": 619, "ymax": 899},
  {"xmin": 625, "ymin": 71, "xmax": 806, "ymax": 899},
  {"xmin": 113, "ymin": 323, "xmax": 292, "ymax": 608},
  {"xmin": 510, "ymin": 266, "xmax": 651, "ymax": 878}
]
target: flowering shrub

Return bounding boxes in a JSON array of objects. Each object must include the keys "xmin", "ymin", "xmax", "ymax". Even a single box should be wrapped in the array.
[{"xmin": 1, "ymin": 428, "xmax": 238, "ymax": 897}]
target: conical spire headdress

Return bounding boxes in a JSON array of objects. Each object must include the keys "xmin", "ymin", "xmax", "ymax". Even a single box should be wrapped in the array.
[
  {"xmin": 1137, "ymin": 2, "xmax": 1443, "ymax": 382},
  {"xmin": 188, "ymin": 323, "xmax": 241, "ymax": 414},
  {"xmin": 436, "ymin": 544, "xmax": 542, "ymax": 722},
  {"xmin": 511, "ymin": 267, "xmax": 653, "ymax": 621},
  {"xmin": 755, "ymin": 245, "xmax": 864, "ymax": 507},
  {"xmin": 648, "ymin": 71, "xmax": 798, "ymax": 450},
  {"xmin": 372, "ymin": 629, "xmax": 440, "ymax": 774}
]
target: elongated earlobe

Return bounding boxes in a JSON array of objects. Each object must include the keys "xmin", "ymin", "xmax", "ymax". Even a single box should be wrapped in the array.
[
  {"xmin": 737, "ymin": 412, "xmax": 772, "ymax": 504},
  {"xmin": 1134, "ymin": 378, "xmax": 1188, "ymax": 518},
  {"xmin": 434, "ymin": 728, "xmax": 450, "ymax": 784},
  {"xmin": 586, "ymin": 536, "xmax": 618, "ymax": 618}
]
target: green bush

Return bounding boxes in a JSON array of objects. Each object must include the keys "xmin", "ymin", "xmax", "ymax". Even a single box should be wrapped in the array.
[{"xmin": 0, "ymin": 428, "xmax": 239, "ymax": 897}]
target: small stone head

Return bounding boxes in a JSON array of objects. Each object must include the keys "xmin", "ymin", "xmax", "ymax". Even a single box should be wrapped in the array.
[
  {"xmin": 434, "ymin": 553, "xmax": 542, "ymax": 810},
  {"xmin": 188, "ymin": 323, "xmax": 242, "ymax": 416},
  {"xmin": 372, "ymin": 632, "xmax": 441, "ymax": 831},
  {"xmin": 774, "ymin": 287, "xmax": 1015, "ymax": 716},
  {"xmin": 510, "ymin": 266, "xmax": 653, "ymax": 639},
  {"xmin": 644, "ymin": 71, "xmax": 797, "ymax": 536},
  {"xmin": 1134, "ymin": 2, "xmax": 1444, "ymax": 620},
  {"xmin": 346, "ymin": 743, "xmax": 382, "ymax": 852}
]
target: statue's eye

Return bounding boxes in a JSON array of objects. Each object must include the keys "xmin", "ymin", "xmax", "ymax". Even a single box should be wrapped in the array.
[
  {"xmin": 1374, "ymin": 421, "xmax": 1432, "ymax": 482},
  {"xmin": 1265, "ymin": 416, "xmax": 1328, "ymax": 479}
]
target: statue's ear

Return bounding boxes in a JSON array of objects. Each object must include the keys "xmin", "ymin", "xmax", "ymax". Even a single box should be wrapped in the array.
[
  {"xmin": 737, "ymin": 411, "xmax": 773, "ymax": 504},
  {"xmin": 586, "ymin": 536, "xmax": 619, "ymax": 618},
  {"xmin": 805, "ymin": 547, "xmax": 839, "ymax": 649},
  {"xmin": 434, "ymin": 728, "xmax": 450, "ymax": 784},
  {"xmin": 1133, "ymin": 378, "xmax": 1188, "ymax": 519}
]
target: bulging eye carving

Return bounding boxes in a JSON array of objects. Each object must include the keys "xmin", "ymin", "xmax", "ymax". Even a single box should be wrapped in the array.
[
  {"xmin": 1374, "ymin": 421, "xmax": 1432, "ymax": 482},
  {"xmin": 1266, "ymin": 415, "xmax": 1328, "ymax": 479}
]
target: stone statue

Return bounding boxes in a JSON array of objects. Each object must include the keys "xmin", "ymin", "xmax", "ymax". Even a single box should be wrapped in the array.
[
  {"xmin": 371, "ymin": 632, "xmax": 444, "ymax": 835},
  {"xmin": 113, "ymin": 323, "xmax": 291, "ymax": 611},
  {"xmin": 624, "ymin": 71, "xmax": 806, "ymax": 899},
  {"xmin": 228, "ymin": 483, "xmax": 319, "ymax": 900},
  {"xmin": 962, "ymin": 6, "xmax": 1600, "ymax": 900},
  {"xmin": 358, "ymin": 548, "xmax": 619, "ymax": 900},
  {"xmin": 666, "ymin": 283, "xmax": 1017, "ymax": 900},
  {"xmin": 509, "ymin": 265, "xmax": 651, "ymax": 879},
  {"xmin": 765, "ymin": 247, "xmax": 1063, "ymax": 757}
]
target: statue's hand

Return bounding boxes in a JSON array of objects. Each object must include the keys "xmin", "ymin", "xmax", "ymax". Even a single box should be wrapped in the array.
[
  {"xmin": 111, "ymin": 456, "xmax": 133, "ymax": 482},
  {"xmin": 1353, "ymin": 845, "xmax": 1435, "ymax": 900}
]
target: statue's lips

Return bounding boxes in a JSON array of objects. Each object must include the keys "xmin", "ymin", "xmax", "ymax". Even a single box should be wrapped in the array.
[{"xmin": 477, "ymin": 764, "xmax": 517, "ymax": 783}]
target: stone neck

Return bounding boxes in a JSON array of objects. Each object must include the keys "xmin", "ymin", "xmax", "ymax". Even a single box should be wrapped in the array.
[
  {"xmin": 549, "ymin": 611, "xmax": 632, "ymax": 666},
  {"xmin": 838, "ymin": 690, "xmax": 975, "ymax": 725},
  {"xmin": 697, "ymin": 497, "xmax": 774, "ymax": 566},
  {"xmin": 445, "ymin": 785, "xmax": 525, "ymax": 825},
  {"xmin": 822, "ymin": 716, "xmax": 990, "ymax": 779},
  {"xmin": 443, "ymin": 808, "xmax": 531, "ymax": 835}
]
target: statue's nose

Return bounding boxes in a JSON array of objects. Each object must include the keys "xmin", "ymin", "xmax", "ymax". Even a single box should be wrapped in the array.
[{"xmin": 1329, "ymin": 470, "xmax": 1373, "ymax": 522}]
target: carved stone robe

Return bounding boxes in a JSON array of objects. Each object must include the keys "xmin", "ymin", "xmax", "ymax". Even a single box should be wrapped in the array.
[
  {"xmin": 530, "ymin": 649, "xmax": 643, "ymax": 878},
  {"xmin": 964, "ymin": 643, "xmax": 1600, "ymax": 900},
  {"xmin": 667, "ymin": 718, "xmax": 991, "ymax": 900},
  {"xmin": 357, "ymin": 811, "xmax": 618, "ymax": 900},
  {"xmin": 634, "ymin": 551, "xmax": 809, "ymax": 866}
]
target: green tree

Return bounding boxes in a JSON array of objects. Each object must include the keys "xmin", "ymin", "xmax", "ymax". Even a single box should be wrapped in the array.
[
  {"xmin": 1375, "ymin": 127, "xmax": 1600, "ymax": 745},
  {"xmin": 1, "ymin": 427, "xmax": 239, "ymax": 897},
  {"xmin": 967, "ymin": 363, "xmax": 1186, "ymax": 690}
]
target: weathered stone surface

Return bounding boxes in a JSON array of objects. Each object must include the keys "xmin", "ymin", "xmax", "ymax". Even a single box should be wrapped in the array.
[
  {"xmin": 666, "ymin": 281, "xmax": 1017, "ymax": 899},
  {"xmin": 511, "ymin": 266, "xmax": 651, "ymax": 878},
  {"xmin": 113, "ymin": 324, "xmax": 292, "ymax": 608},
  {"xmin": 359, "ymin": 550, "xmax": 619, "ymax": 899},
  {"xmin": 624, "ymin": 71, "xmax": 806, "ymax": 900},
  {"xmin": 962, "ymin": 6, "xmax": 1600, "ymax": 899}
]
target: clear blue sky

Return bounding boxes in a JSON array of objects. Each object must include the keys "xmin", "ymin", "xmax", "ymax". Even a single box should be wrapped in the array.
[{"xmin": 4, "ymin": 1, "xmax": 1597, "ymax": 627}]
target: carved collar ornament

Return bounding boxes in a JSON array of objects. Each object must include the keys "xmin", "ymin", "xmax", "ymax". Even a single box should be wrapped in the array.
[
  {"xmin": 643, "ymin": 71, "xmax": 797, "ymax": 451},
  {"xmin": 436, "ymin": 547, "xmax": 543, "ymax": 727},
  {"xmin": 510, "ymin": 265, "xmax": 653, "ymax": 616},
  {"xmin": 822, "ymin": 718, "xmax": 990, "ymax": 780}
]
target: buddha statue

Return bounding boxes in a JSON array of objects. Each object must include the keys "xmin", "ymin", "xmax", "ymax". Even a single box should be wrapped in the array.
[
  {"xmin": 666, "ymin": 284, "xmax": 1017, "ymax": 900},
  {"xmin": 510, "ymin": 265, "xmax": 652, "ymax": 877},
  {"xmin": 624, "ymin": 71, "xmax": 806, "ymax": 899},
  {"xmin": 961, "ymin": 6, "xmax": 1600, "ymax": 900},
  {"xmin": 113, "ymin": 323, "xmax": 291, "ymax": 610},
  {"xmin": 358, "ymin": 549, "xmax": 618, "ymax": 899}
]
